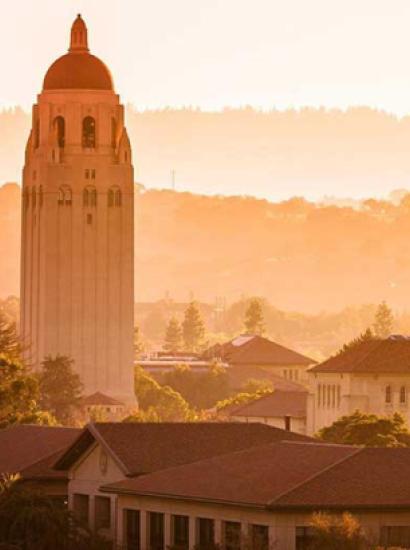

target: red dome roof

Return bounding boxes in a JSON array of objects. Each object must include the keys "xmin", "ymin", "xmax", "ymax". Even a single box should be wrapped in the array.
[
  {"xmin": 43, "ymin": 52, "xmax": 114, "ymax": 91},
  {"xmin": 42, "ymin": 14, "xmax": 114, "ymax": 91}
]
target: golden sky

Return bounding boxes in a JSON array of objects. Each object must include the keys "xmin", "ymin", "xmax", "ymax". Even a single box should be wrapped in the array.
[{"xmin": 2, "ymin": 0, "xmax": 410, "ymax": 114}]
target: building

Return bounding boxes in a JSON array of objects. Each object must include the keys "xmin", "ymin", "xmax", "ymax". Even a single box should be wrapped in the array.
[
  {"xmin": 221, "ymin": 382, "xmax": 308, "ymax": 434},
  {"xmin": 307, "ymin": 335, "xmax": 410, "ymax": 434},
  {"xmin": 90, "ymin": 439, "xmax": 410, "ymax": 550},
  {"xmin": 204, "ymin": 335, "xmax": 315, "ymax": 385},
  {"xmin": 20, "ymin": 15, "xmax": 134, "ymax": 404},
  {"xmin": 54, "ymin": 422, "xmax": 312, "ymax": 541},
  {"xmin": 81, "ymin": 392, "xmax": 126, "ymax": 421},
  {"xmin": 0, "ymin": 424, "xmax": 80, "ymax": 500}
]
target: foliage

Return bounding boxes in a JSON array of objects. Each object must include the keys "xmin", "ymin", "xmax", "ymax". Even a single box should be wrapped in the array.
[
  {"xmin": 241, "ymin": 377, "xmax": 273, "ymax": 394},
  {"xmin": 133, "ymin": 366, "xmax": 195, "ymax": 421},
  {"xmin": 38, "ymin": 355, "xmax": 83, "ymax": 426},
  {"xmin": 373, "ymin": 301, "xmax": 394, "ymax": 338},
  {"xmin": 182, "ymin": 302, "xmax": 206, "ymax": 352},
  {"xmin": 163, "ymin": 317, "xmax": 183, "ymax": 353},
  {"xmin": 0, "ymin": 355, "xmax": 56, "ymax": 429},
  {"xmin": 133, "ymin": 325, "xmax": 145, "ymax": 358},
  {"xmin": 0, "ymin": 476, "xmax": 111, "ymax": 550},
  {"xmin": 216, "ymin": 388, "xmax": 273, "ymax": 412},
  {"xmin": 0, "ymin": 311, "xmax": 20, "ymax": 361},
  {"xmin": 307, "ymin": 512, "xmax": 368, "ymax": 550},
  {"xmin": 244, "ymin": 298, "xmax": 265, "ymax": 335},
  {"xmin": 338, "ymin": 328, "xmax": 378, "ymax": 355},
  {"xmin": 160, "ymin": 364, "xmax": 230, "ymax": 409},
  {"xmin": 318, "ymin": 411, "xmax": 410, "ymax": 447}
]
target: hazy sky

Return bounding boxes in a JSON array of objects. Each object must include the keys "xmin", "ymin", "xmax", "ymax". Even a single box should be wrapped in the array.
[{"xmin": 2, "ymin": 0, "xmax": 410, "ymax": 114}]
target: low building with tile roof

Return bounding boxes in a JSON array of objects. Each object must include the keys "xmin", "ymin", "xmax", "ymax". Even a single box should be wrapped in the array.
[
  {"xmin": 0, "ymin": 424, "xmax": 80, "ymax": 499},
  {"xmin": 53, "ymin": 422, "xmax": 313, "ymax": 541},
  {"xmin": 100, "ymin": 442, "xmax": 410, "ymax": 550},
  {"xmin": 82, "ymin": 392, "xmax": 126, "ymax": 421},
  {"xmin": 204, "ymin": 334, "xmax": 315, "ymax": 386},
  {"xmin": 306, "ymin": 335, "xmax": 410, "ymax": 434}
]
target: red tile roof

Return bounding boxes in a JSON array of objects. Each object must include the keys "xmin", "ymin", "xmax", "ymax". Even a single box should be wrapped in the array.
[
  {"xmin": 228, "ymin": 390, "xmax": 307, "ymax": 419},
  {"xmin": 310, "ymin": 336, "xmax": 410, "ymax": 374},
  {"xmin": 205, "ymin": 335, "xmax": 314, "ymax": 367},
  {"xmin": 226, "ymin": 365, "xmax": 307, "ymax": 392},
  {"xmin": 101, "ymin": 441, "xmax": 356, "ymax": 507},
  {"xmin": 0, "ymin": 424, "xmax": 80, "ymax": 475},
  {"xmin": 102, "ymin": 443, "xmax": 410, "ymax": 509},
  {"xmin": 82, "ymin": 392, "xmax": 124, "ymax": 406},
  {"xmin": 55, "ymin": 422, "xmax": 314, "ymax": 475}
]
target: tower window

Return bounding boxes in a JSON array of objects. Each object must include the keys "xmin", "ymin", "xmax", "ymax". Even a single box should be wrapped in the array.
[
  {"xmin": 111, "ymin": 118, "xmax": 117, "ymax": 148},
  {"xmin": 400, "ymin": 386, "xmax": 407, "ymax": 404},
  {"xmin": 87, "ymin": 213, "xmax": 93, "ymax": 225},
  {"xmin": 39, "ymin": 186, "xmax": 43, "ymax": 208},
  {"xmin": 85, "ymin": 169, "xmax": 90, "ymax": 179},
  {"xmin": 53, "ymin": 116, "xmax": 65, "ymax": 148},
  {"xmin": 34, "ymin": 120, "xmax": 40, "ymax": 149},
  {"xmin": 58, "ymin": 186, "xmax": 72, "ymax": 206},
  {"xmin": 83, "ymin": 186, "xmax": 97, "ymax": 207},
  {"xmin": 32, "ymin": 187, "xmax": 36, "ymax": 209},
  {"xmin": 108, "ymin": 186, "xmax": 122, "ymax": 207},
  {"xmin": 82, "ymin": 116, "xmax": 96, "ymax": 148},
  {"xmin": 91, "ymin": 169, "xmax": 96, "ymax": 179}
]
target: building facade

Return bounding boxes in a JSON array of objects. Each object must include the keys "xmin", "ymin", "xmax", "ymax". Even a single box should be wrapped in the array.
[{"xmin": 20, "ymin": 15, "xmax": 135, "ymax": 403}]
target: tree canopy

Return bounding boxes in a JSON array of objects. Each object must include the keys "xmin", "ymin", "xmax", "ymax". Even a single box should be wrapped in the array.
[
  {"xmin": 373, "ymin": 301, "xmax": 394, "ymax": 338},
  {"xmin": 318, "ymin": 411, "xmax": 410, "ymax": 447},
  {"xmin": 307, "ymin": 512, "xmax": 368, "ymax": 550},
  {"xmin": 244, "ymin": 298, "xmax": 265, "ymax": 335},
  {"xmin": 163, "ymin": 317, "xmax": 182, "ymax": 354},
  {"xmin": 182, "ymin": 302, "xmax": 205, "ymax": 352}
]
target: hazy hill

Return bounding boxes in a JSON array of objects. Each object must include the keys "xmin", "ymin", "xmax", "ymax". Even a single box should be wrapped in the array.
[
  {"xmin": 2, "ymin": 182, "xmax": 410, "ymax": 314},
  {"xmin": 3, "ymin": 106, "xmax": 410, "ymax": 199}
]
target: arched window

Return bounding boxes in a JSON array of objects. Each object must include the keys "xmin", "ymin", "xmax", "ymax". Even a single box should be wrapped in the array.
[
  {"xmin": 58, "ymin": 186, "xmax": 72, "ymax": 206},
  {"xmin": 82, "ymin": 116, "xmax": 96, "ymax": 148},
  {"xmin": 108, "ymin": 187, "xmax": 122, "ymax": 207},
  {"xmin": 84, "ymin": 186, "xmax": 97, "ymax": 207},
  {"xmin": 400, "ymin": 386, "xmax": 407, "ymax": 404},
  {"xmin": 53, "ymin": 116, "xmax": 65, "ymax": 148},
  {"xmin": 111, "ymin": 118, "xmax": 117, "ymax": 148},
  {"xmin": 385, "ymin": 385, "xmax": 392, "ymax": 404},
  {"xmin": 115, "ymin": 189, "xmax": 121, "ymax": 206},
  {"xmin": 83, "ymin": 188, "xmax": 89, "ymax": 207},
  {"xmin": 108, "ymin": 189, "xmax": 114, "ymax": 208},
  {"xmin": 34, "ymin": 119, "xmax": 40, "ymax": 149},
  {"xmin": 91, "ymin": 188, "xmax": 97, "ymax": 207}
]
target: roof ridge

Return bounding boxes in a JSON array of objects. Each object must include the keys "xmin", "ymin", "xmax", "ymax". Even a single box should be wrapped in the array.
[
  {"xmin": 267, "ymin": 447, "xmax": 363, "ymax": 507},
  {"xmin": 20, "ymin": 443, "xmax": 70, "ymax": 474}
]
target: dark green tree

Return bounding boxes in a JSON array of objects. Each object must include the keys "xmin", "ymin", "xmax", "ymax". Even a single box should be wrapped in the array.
[
  {"xmin": 0, "ymin": 311, "xmax": 20, "ymax": 361},
  {"xmin": 373, "ymin": 301, "xmax": 394, "ymax": 338},
  {"xmin": 318, "ymin": 410, "xmax": 410, "ymax": 447},
  {"xmin": 182, "ymin": 302, "xmax": 205, "ymax": 352},
  {"xmin": 163, "ymin": 317, "xmax": 183, "ymax": 354},
  {"xmin": 338, "ymin": 328, "xmax": 378, "ymax": 355},
  {"xmin": 0, "ymin": 356, "xmax": 55, "ymax": 429},
  {"xmin": 244, "ymin": 298, "xmax": 265, "ymax": 335},
  {"xmin": 39, "ymin": 355, "xmax": 83, "ymax": 426}
]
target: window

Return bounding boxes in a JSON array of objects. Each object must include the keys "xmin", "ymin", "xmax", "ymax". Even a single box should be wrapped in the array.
[
  {"xmin": 94, "ymin": 496, "xmax": 110, "ymax": 531},
  {"xmin": 332, "ymin": 385, "xmax": 336, "ymax": 408},
  {"xmin": 327, "ymin": 385, "xmax": 331, "ymax": 408},
  {"xmin": 73, "ymin": 494, "xmax": 89, "ymax": 525},
  {"xmin": 317, "ymin": 384, "xmax": 321, "ymax": 408},
  {"xmin": 400, "ymin": 386, "xmax": 407, "ymax": 404},
  {"xmin": 284, "ymin": 415, "xmax": 291, "ymax": 431},
  {"xmin": 125, "ymin": 510, "xmax": 140, "ymax": 550},
  {"xmin": 53, "ymin": 116, "xmax": 65, "ymax": 148},
  {"xmin": 87, "ymin": 213, "xmax": 93, "ymax": 225},
  {"xmin": 24, "ymin": 189, "xmax": 29, "ymax": 208},
  {"xmin": 85, "ymin": 169, "xmax": 90, "ymax": 179},
  {"xmin": 91, "ymin": 169, "xmax": 96, "ymax": 179},
  {"xmin": 336, "ymin": 385, "xmax": 341, "ymax": 408},
  {"xmin": 380, "ymin": 526, "xmax": 410, "ymax": 547},
  {"xmin": 251, "ymin": 525, "xmax": 269, "ymax": 550},
  {"xmin": 108, "ymin": 186, "xmax": 122, "ymax": 207},
  {"xmin": 82, "ymin": 116, "xmax": 96, "ymax": 148},
  {"xmin": 39, "ymin": 186, "xmax": 43, "ymax": 208},
  {"xmin": 172, "ymin": 515, "xmax": 189, "ymax": 549},
  {"xmin": 32, "ymin": 187, "xmax": 36, "ymax": 209},
  {"xmin": 34, "ymin": 119, "xmax": 40, "ymax": 148},
  {"xmin": 296, "ymin": 526, "xmax": 315, "ymax": 550},
  {"xmin": 58, "ymin": 186, "xmax": 72, "ymax": 206},
  {"xmin": 83, "ymin": 187, "xmax": 97, "ymax": 207},
  {"xmin": 111, "ymin": 118, "xmax": 117, "ymax": 148},
  {"xmin": 224, "ymin": 521, "xmax": 241, "ymax": 550},
  {"xmin": 198, "ymin": 518, "xmax": 214, "ymax": 548},
  {"xmin": 149, "ymin": 512, "xmax": 164, "ymax": 550},
  {"xmin": 386, "ymin": 385, "xmax": 392, "ymax": 404}
]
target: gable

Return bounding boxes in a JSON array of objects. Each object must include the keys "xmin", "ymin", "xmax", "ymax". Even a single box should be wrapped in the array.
[{"xmin": 71, "ymin": 442, "xmax": 125, "ymax": 484}]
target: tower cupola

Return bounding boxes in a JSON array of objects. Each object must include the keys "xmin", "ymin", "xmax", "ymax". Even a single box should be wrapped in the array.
[{"xmin": 69, "ymin": 14, "xmax": 89, "ymax": 53}]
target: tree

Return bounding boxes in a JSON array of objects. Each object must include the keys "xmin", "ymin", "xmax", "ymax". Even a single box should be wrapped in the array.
[
  {"xmin": 216, "ymin": 388, "xmax": 272, "ymax": 413},
  {"xmin": 163, "ymin": 317, "xmax": 182, "ymax": 353},
  {"xmin": 39, "ymin": 355, "xmax": 83, "ymax": 426},
  {"xmin": 338, "ymin": 328, "xmax": 378, "ymax": 355},
  {"xmin": 133, "ymin": 366, "xmax": 194, "ymax": 421},
  {"xmin": 133, "ymin": 325, "xmax": 145, "ymax": 359},
  {"xmin": 182, "ymin": 302, "xmax": 205, "ymax": 352},
  {"xmin": 0, "ymin": 475, "xmax": 110, "ymax": 549},
  {"xmin": 0, "ymin": 311, "xmax": 20, "ymax": 361},
  {"xmin": 318, "ymin": 411, "xmax": 410, "ymax": 447},
  {"xmin": 373, "ymin": 301, "xmax": 394, "ymax": 338},
  {"xmin": 244, "ymin": 298, "xmax": 265, "ymax": 335},
  {"xmin": 0, "ymin": 355, "xmax": 56, "ymax": 429},
  {"xmin": 307, "ymin": 512, "xmax": 368, "ymax": 550}
]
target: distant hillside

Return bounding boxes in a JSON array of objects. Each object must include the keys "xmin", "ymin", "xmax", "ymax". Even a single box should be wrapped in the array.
[
  {"xmin": 2, "ymin": 183, "xmax": 410, "ymax": 313},
  {"xmin": 3, "ymin": 107, "xmax": 410, "ymax": 199}
]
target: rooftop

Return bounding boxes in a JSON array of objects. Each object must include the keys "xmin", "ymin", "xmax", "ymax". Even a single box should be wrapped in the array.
[
  {"xmin": 227, "ymin": 389, "xmax": 307, "ymax": 419},
  {"xmin": 82, "ymin": 392, "xmax": 124, "ymax": 407}
]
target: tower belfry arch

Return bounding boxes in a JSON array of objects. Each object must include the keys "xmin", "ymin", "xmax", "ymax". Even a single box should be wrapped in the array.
[{"xmin": 21, "ymin": 15, "xmax": 135, "ymax": 404}]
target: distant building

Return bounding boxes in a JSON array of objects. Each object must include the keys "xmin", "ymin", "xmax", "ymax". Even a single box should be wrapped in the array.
[
  {"xmin": 307, "ymin": 335, "xmax": 410, "ymax": 435},
  {"xmin": 221, "ymin": 382, "xmax": 308, "ymax": 434},
  {"xmin": 204, "ymin": 334, "xmax": 315, "ymax": 385},
  {"xmin": 20, "ymin": 15, "xmax": 135, "ymax": 404},
  {"xmin": 82, "ymin": 392, "xmax": 126, "ymax": 421},
  {"xmin": 136, "ymin": 355, "xmax": 229, "ymax": 377},
  {"xmin": 0, "ymin": 424, "xmax": 80, "ymax": 500}
]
